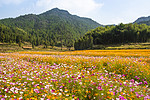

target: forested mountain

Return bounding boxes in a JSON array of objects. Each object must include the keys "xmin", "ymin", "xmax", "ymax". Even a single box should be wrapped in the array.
[
  {"xmin": 1, "ymin": 9, "xmax": 150, "ymax": 50},
  {"xmin": 134, "ymin": 16, "xmax": 150, "ymax": 25},
  {"xmin": 74, "ymin": 23, "xmax": 150, "ymax": 50},
  {"xmin": 0, "ymin": 8, "xmax": 101, "ymax": 47},
  {"xmin": 0, "ymin": 24, "xmax": 28, "ymax": 46}
]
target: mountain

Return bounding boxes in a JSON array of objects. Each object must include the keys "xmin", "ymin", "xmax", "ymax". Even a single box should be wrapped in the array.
[
  {"xmin": 0, "ymin": 8, "xmax": 101, "ymax": 39},
  {"xmin": 134, "ymin": 16, "xmax": 150, "ymax": 25}
]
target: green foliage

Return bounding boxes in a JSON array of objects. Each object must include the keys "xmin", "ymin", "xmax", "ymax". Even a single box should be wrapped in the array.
[
  {"xmin": 18, "ymin": 39, "xmax": 22, "ymax": 47},
  {"xmin": 74, "ymin": 35, "xmax": 93, "ymax": 50},
  {"xmin": 75, "ymin": 23, "xmax": 150, "ymax": 50},
  {"xmin": 50, "ymin": 39, "xmax": 55, "ymax": 48},
  {"xmin": 0, "ymin": 8, "xmax": 101, "ymax": 49},
  {"xmin": 44, "ymin": 40, "xmax": 49, "ymax": 48},
  {"xmin": 0, "ymin": 24, "xmax": 27, "ymax": 44},
  {"xmin": 66, "ymin": 39, "xmax": 74, "ymax": 50}
]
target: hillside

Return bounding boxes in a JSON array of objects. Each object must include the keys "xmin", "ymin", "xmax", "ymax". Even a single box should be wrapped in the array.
[
  {"xmin": 134, "ymin": 16, "xmax": 150, "ymax": 25},
  {"xmin": 74, "ymin": 23, "xmax": 150, "ymax": 50},
  {"xmin": 0, "ymin": 8, "xmax": 101, "ymax": 42}
]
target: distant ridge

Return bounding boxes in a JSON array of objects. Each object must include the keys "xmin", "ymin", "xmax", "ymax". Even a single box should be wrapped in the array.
[{"xmin": 134, "ymin": 16, "xmax": 150, "ymax": 25}]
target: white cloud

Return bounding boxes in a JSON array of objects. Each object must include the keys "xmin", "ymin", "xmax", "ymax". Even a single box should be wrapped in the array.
[
  {"xmin": 35, "ymin": 0, "xmax": 103, "ymax": 17},
  {"xmin": 110, "ymin": 17, "xmax": 126, "ymax": 25},
  {"xmin": 0, "ymin": 0, "xmax": 24, "ymax": 5}
]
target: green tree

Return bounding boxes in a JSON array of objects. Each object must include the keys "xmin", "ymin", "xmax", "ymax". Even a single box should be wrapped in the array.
[
  {"xmin": 36, "ymin": 36, "xmax": 40, "ymax": 46},
  {"xmin": 44, "ymin": 40, "xmax": 49, "ymax": 48},
  {"xmin": 0, "ymin": 32, "xmax": 5, "ymax": 43},
  {"xmin": 66, "ymin": 39, "xmax": 74, "ymax": 51},
  {"xmin": 50, "ymin": 39, "xmax": 55, "ymax": 49},
  {"xmin": 18, "ymin": 39, "xmax": 22, "ymax": 47}
]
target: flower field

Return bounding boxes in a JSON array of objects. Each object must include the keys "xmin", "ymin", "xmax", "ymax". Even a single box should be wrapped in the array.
[
  {"xmin": 0, "ymin": 50, "xmax": 150, "ymax": 100},
  {"xmin": 19, "ymin": 49, "xmax": 150, "ymax": 57}
]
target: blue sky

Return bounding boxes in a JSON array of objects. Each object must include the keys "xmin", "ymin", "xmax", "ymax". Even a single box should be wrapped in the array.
[{"xmin": 0, "ymin": 0, "xmax": 150, "ymax": 25}]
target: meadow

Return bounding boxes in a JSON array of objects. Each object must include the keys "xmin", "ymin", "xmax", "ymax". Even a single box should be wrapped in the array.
[{"xmin": 0, "ymin": 50, "xmax": 150, "ymax": 100}]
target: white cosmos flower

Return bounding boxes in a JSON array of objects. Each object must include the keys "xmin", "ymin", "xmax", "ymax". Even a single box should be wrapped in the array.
[
  {"xmin": 123, "ymin": 82, "xmax": 126, "ymax": 84},
  {"xmin": 59, "ymin": 93, "xmax": 62, "ymax": 95},
  {"xmin": 20, "ymin": 91, "xmax": 23, "ymax": 94},
  {"xmin": 60, "ymin": 89, "xmax": 63, "ymax": 92},
  {"xmin": 79, "ymin": 82, "xmax": 82, "ymax": 85},
  {"xmin": 15, "ymin": 90, "xmax": 18, "ymax": 93},
  {"xmin": 40, "ymin": 98, "xmax": 44, "ymax": 100},
  {"xmin": 66, "ymin": 94, "xmax": 69, "ymax": 96},
  {"xmin": 4, "ymin": 95, "xmax": 7, "ymax": 98}
]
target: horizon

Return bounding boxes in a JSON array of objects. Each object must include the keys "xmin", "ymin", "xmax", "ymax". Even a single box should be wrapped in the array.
[{"xmin": 0, "ymin": 0, "xmax": 150, "ymax": 25}]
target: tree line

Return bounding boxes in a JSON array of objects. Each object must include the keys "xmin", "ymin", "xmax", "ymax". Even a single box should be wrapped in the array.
[
  {"xmin": 0, "ymin": 24, "xmax": 74, "ymax": 49},
  {"xmin": 74, "ymin": 23, "xmax": 150, "ymax": 50},
  {"xmin": 1, "ymin": 23, "xmax": 150, "ymax": 50}
]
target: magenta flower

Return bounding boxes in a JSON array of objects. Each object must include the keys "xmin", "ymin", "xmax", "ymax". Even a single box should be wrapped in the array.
[
  {"xmin": 98, "ymin": 86, "xmax": 103, "ymax": 90},
  {"xmin": 139, "ymin": 82, "xmax": 142, "ymax": 85},
  {"xmin": 60, "ymin": 86, "xmax": 63, "ymax": 88},
  {"xmin": 119, "ymin": 96, "xmax": 127, "ymax": 100},
  {"xmin": 34, "ymin": 89, "xmax": 40, "ymax": 93},
  {"xmin": 122, "ymin": 74, "xmax": 125, "ymax": 77},
  {"xmin": 130, "ymin": 79, "xmax": 134, "ymax": 82},
  {"xmin": 120, "ymin": 83, "xmax": 122, "ymax": 85},
  {"xmin": 51, "ymin": 89, "xmax": 55, "ymax": 93},
  {"xmin": 130, "ymin": 89, "xmax": 134, "ymax": 92},
  {"xmin": 144, "ymin": 81, "xmax": 148, "ymax": 85}
]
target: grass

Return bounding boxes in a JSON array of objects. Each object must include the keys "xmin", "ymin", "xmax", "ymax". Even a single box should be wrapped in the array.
[
  {"xmin": 93, "ymin": 42, "xmax": 150, "ymax": 50},
  {"xmin": 0, "ymin": 42, "xmax": 150, "ymax": 53},
  {"xmin": 105, "ymin": 42, "xmax": 150, "ymax": 50},
  {"xmin": 0, "ymin": 42, "xmax": 74, "ymax": 52}
]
